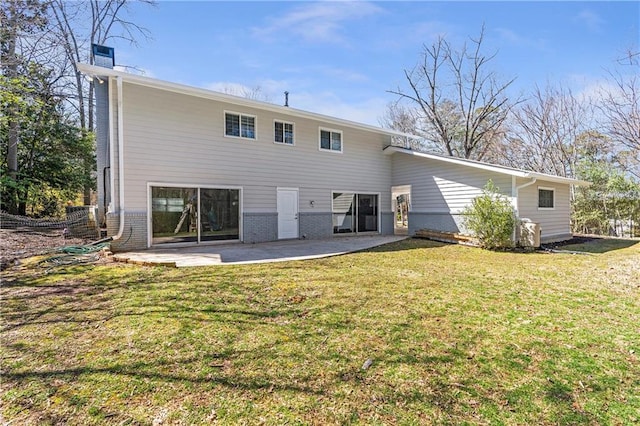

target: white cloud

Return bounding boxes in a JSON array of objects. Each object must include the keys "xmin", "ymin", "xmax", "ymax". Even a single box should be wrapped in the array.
[
  {"xmin": 204, "ymin": 81, "xmax": 274, "ymax": 102},
  {"xmin": 286, "ymin": 90, "xmax": 390, "ymax": 126},
  {"xmin": 253, "ymin": 1, "xmax": 383, "ymax": 44},
  {"xmin": 571, "ymin": 75, "xmax": 623, "ymax": 105},
  {"xmin": 574, "ymin": 9, "xmax": 605, "ymax": 32},
  {"xmin": 411, "ymin": 20, "xmax": 455, "ymax": 43},
  {"xmin": 323, "ymin": 67, "xmax": 370, "ymax": 83},
  {"xmin": 373, "ymin": 20, "xmax": 454, "ymax": 51},
  {"xmin": 205, "ymin": 81, "xmax": 252, "ymax": 94},
  {"xmin": 494, "ymin": 28, "xmax": 547, "ymax": 51},
  {"xmin": 204, "ymin": 78, "xmax": 390, "ymax": 126},
  {"xmin": 264, "ymin": 78, "xmax": 389, "ymax": 125}
]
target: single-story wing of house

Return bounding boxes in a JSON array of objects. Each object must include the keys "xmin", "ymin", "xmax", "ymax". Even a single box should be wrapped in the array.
[{"xmin": 77, "ymin": 59, "xmax": 588, "ymax": 252}]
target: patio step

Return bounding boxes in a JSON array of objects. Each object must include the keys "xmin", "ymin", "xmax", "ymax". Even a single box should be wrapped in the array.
[{"xmin": 414, "ymin": 229, "xmax": 475, "ymax": 245}]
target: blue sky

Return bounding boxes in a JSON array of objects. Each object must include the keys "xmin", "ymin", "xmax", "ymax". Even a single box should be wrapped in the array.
[{"xmin": 113, "ymin": 1, "xmax": 639, "ymax": 125}]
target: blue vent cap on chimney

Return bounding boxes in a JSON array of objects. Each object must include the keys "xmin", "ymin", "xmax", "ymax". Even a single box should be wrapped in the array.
[{"xmin": 92, "ymin": 44, "xmax": 115, "ymax": 68}]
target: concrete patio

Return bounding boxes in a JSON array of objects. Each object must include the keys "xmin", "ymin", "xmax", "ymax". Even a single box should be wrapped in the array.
[{"xmin": 113, "ymin": 235, "xmax": 408, "ymax": 267}]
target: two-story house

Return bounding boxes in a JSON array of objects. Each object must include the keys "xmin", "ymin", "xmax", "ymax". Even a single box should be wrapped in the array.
[{"xmin": 78, "ymin": 59, "xmax": 587, "ymax": 252}]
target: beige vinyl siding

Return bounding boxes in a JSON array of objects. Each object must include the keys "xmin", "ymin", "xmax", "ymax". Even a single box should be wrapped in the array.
[
  {"xmin": 117, "ymin": 82, "xmax": 392, "ymax": 213},
  {"xmin": 391, "ymin": 154, "xmax": 513, "ymax": 212},
  {"xmin": 298, "ymin": 188, "xmax": 333, "ymax": 212},
  {"xmin": 516, "ymin": 178, "xmax": 572, "ymax": 240}
]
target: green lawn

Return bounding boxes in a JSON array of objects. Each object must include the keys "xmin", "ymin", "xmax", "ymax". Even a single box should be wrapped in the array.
[{"xmin": 1, "ymin": 238, "xmax": 639, "ymax": 425}]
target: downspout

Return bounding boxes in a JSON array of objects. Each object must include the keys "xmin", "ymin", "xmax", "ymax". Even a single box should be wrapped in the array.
[
  {"xmin": 108, "ymin": 76, "xmax": 115, "ymax": 216},
  {"xmin": 513, "ymin": 177, "xmax": 537, "ymax": 215},
  {"xmin": 512, "ymin": 177, "xmax": 537, "ymax": 243},
  {"xmin": 112, "ymin": 75, "xmax": 125, "ymax": 240}
]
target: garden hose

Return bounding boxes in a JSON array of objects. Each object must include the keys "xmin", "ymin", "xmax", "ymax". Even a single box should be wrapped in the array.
[{"xmin": 38, "ymin": 242, "xmax": 111, "ymax": 271}]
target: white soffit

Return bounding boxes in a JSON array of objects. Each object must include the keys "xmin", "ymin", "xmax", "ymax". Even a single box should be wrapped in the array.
[{"xmin": 384, "ymin": 146, "xmax": 590, "ymax": 186}]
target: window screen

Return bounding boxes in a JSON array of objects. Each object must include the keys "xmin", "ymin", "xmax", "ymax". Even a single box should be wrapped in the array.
[{"xmin": 538, "ymin": 188, "xmax": 554, "ymax": 208}]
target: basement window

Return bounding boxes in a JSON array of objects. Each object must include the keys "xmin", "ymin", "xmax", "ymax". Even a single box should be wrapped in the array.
[{"xmin": 538, "ymin": 187, "xmax": 555, "ymax": 209}]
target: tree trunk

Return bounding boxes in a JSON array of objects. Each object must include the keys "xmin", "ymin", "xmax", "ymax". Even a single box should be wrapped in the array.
[{"xmin": 4, "ymin": 5, "xmax": 20, "ymax": 214}]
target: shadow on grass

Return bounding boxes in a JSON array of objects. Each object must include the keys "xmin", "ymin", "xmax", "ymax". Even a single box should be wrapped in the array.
[
  {"xmin": 0, "ymin": 279, "xmax": 303, "ymax": 331},
  {"xmin": 0, "ymin": 264, "xmax": 308, "ymax": 333},
  {"xmin": 359, "ymin": 238, "xmax": 450, "ymax": 254},
  {"xmin": 0, "ymin": 304, "xmax": 298, "ymax": 332},
  {"xmin": 2, "ymin": 354, "xmax": 327, "ymax": 396}
]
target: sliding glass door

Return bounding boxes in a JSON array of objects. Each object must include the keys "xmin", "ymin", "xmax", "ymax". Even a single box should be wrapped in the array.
[
  {"xmin": 200, "ymin": 188, "xmax": 240, "ymax": 242},
  {"xmin": 151, "ymin": 186, "xmax": 240, "ymax": 245},
  {"xmin": 357, "ymin": 194, "xmax": 378, "ymax": 233},
  {"xmin": 332, "ymin": 192, "xmax": 378, "ymax": 234}
]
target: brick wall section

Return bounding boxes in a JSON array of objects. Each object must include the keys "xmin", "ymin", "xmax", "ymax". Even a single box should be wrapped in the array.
[
  {"xmin": 243, "ymin": 212, "xmax": 278, "ymax": 243},
  {"xmin": 299, "ymin": 212, "xmax": 333, "ymax": 239},
  {"xmin": 106, "ymin": 212, "xmax": 148, "ymax": 252},
  {"xmin": 106, "ymin": 210, "xmax": 392, "ymax": 250}
]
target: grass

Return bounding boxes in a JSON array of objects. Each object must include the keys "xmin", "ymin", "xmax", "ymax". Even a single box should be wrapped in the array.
[{"xmin": 1, "ymin": 238, "xmax": 639, "ymax": 425}]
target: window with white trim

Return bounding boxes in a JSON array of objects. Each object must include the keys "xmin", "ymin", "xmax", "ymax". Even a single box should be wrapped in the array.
[
  {"xmin": 274, "ymin": 120, "xmax": 294, "ymax": 145},
  {"xmin": 538, "ymin": 187, "xmax": 555, "ymax": 209},
  {"xmin": 319, "ymin": 128, "xmax": 342, "ymax": 152},
  {"xmin": 225, "ymin": 112, "xmax": 256, "ymax": 139}
]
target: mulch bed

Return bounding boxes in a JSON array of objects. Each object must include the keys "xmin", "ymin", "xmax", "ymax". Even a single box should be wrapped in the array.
[{"xmin": 540, "ymin": 235, "xmax": 602, "ymax": 249}]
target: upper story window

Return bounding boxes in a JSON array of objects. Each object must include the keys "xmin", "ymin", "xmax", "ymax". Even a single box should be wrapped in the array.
[
  {"xmin": 225, "ymin": 111, "xmax": 256, "ymax": 139},
  {"xmin": 538, "ymin": 187, "xmax": 555, "ymax": 209},
  {"xmin": 319, "ymin": 128, "xmax": 343, "ymax": 153},
  {"xmin": 274, "ymin": 120, "xmax": 294, "ymax": 145}
]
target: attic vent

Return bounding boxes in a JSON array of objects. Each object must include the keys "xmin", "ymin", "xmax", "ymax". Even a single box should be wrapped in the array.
[{"xmin": 92, "ymin": 44, "xmax": 115, "ymax": 69}]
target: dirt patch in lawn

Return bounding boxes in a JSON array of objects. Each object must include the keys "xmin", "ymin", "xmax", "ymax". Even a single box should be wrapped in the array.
[{"xmin": 0, "ymin": 229, "xmax": 107, "ymax": 271}]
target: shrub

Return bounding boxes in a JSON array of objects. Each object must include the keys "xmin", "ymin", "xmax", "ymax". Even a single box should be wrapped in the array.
[{"xmin": 463, "ymin": 180, "xmax": 516, "ymax": 250}]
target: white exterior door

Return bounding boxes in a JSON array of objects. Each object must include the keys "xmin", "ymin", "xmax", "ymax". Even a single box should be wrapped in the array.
[{"xmin": 277, "ymin": 188, "xmax": 299, "ymax": 239}]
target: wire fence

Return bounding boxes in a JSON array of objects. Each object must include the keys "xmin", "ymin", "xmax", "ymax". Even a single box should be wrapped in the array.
[{"xmin": 0, "ymin": 207, "xmax": 101, "ymax": 240}]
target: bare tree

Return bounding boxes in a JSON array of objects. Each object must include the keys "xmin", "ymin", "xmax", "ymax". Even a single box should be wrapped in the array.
[
  {"xmin": 216, "ymin": 83, "xmax": 272, "ymax": 102},
  {"xmin": 378, "ymin": 102, "xmax": 427, "ymax": 150},
  {"xmin": 49, "ymin": 0, "xmax": 154, "ymax": 130},
  {"xmin": 598, "ymin": 53, "xmax": 640, "ymax": 178},
  {"xmin": 501, "ymin": 84, "xmax": 592, "ymax": 178},
  {"xmin": 48, "ymin": 0, "xmax": 154, "ymax": 203},
  {"xmin": 389, "ymin": 26, "xmax": 517, "ymax": 160}
]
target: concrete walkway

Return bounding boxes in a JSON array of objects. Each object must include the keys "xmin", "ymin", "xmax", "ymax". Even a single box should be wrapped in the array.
[{"xmin": 113, "ymin": 235, "xmax": 407, "ymax": 267}]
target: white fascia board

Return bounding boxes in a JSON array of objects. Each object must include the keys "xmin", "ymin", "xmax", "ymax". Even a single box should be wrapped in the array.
[
  {"xmin": 384, "ymin": 146, "xmax": 590, "ymax": 186},
  {"xmin": 384, "ymin": 146, "xmax": 528, "ymax": 177},
  {"xmin": 76, "ymin": 63, "xmax": 415, "ymax": 139},
  {"xmin": 526, "ymin": 172, "xmax": 590, "ymax": 186}
]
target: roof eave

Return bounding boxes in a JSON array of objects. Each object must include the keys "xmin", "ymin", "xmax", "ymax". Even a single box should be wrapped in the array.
[
  {"xmin": 76, "ymin": 62, "xmax": 415, "ymax": 139},
  {"xmin": 384, "ymin": 146, "xmax": 591, "ymax": 186},
  {"xmin": 526, "ymin": 172, "xmax": 591, "ymax": 186}
]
